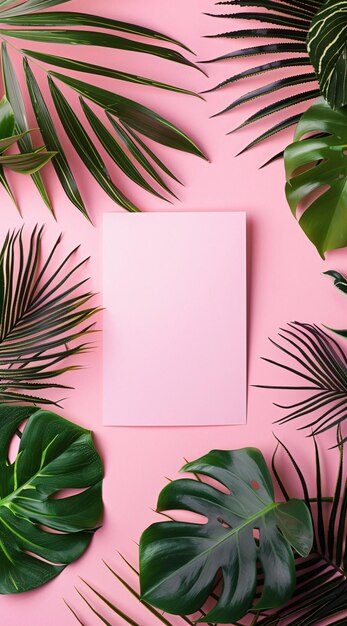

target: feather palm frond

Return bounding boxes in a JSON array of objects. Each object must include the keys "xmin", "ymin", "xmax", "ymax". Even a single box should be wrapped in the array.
[
  {"xmin": 205, "ymin": 0, "xmax": 322, "ymax": 162},
  {"xmin": 0, "ymin": 225, "xmax": 99, "ymax": 405},
  {"xmin": 257, "ymin": 322, "xmax": 347, "ymax": 440},
  {"xmin": 0, "ymin": 1, "xmax": 207, "ymax": 217}
]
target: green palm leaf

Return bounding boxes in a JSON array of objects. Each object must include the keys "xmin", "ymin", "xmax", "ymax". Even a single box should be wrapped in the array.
[
  {"xmin": 205, "ymin": 0, "xmax": 322, "ymax": 161},
  {"xmin": 0, "ymin": 2, "xmax": 207, "ymax": 216},
  {"xmin": 0, "ymin": 405, "xmax": 103, "ymax": 594},
  {"xmin": 67, "ymin": 436, "xmax": 347, "ymax": 626},
  {"xmin": 0, "ymin": 92, "xmax": 54, "ymax": 206},
  {"xmin": 257, "ymin": 321, "xmax": 347, "ymax": 440},
  {"xmin": 0, "ymin": 226, "xmax": 99, "ymax": 405}
]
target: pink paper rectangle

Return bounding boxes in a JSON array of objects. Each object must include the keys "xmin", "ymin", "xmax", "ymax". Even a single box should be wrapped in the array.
[{"xmin": 103, "ymin": 212, "xmax": 247, "ymax": 426}]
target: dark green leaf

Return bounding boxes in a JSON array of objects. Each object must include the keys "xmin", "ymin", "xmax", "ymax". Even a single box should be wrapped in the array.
[
  {"xmin": 325, "ymin": 270, "xmax": 347, "ymax": 295},
  {"xmin": 49, "ymin": 78, "xmax": 140, "ymax": 212},
  {"xmin": 206, "ymin": 28, "xmax": 307, "ymax": 42},
  {"xmin": 22, "ymin": 49, "xmax": 200, "ymax": 97},
  {"xmin": 216, "ymin": 74, "xmax": 317, "ymax": 116},
  {"xmin": 206, "ymin": 11, "xmax": 311, "ymax": 30},
  {"xmin": 257, "ymin": 321, "xmax": 347, "ymax": 437},
  {"xmin": 203, "ymin": 42, "xmax": 308, "ymax": 63},
  {"xmin": 236, "ymin": 114, "xmax": 303, "ymax": 156},
  {"xmin": 0, "ymin": 148, "xmax": 56, "ymax": 174},
  {"xmin": 140, "ymin": 448, "xmax": 313, "ymax": 623},
  {"xmin": 233, "ymin": 90, "xmax": 320, "ymax": 131},
  {"xmin": 308, "ymin": 0, "xmax": 347, "ymax": 108},
  {"xmin": 0, "ymin": 405, "xmax": 103, "ymax": 593},
  {"xmin": 80, "ymin": 99, "xmax": 168, "ymax": 201},
  {"xmin": 204, "ymin": 2, "xmax": 321, "ymax": 158},
  {"xmin": 23, "ymin": 58, "xmax": 88, "ymax": 219},
  {"xmin": 0, "ymin": 28, "xmax": 198, "ymax": 71},
  {"xmin": 205, "ymin": 58, "xmax": 312, "ymax": 93},
  {"xmin": 50, "ymin": 71, "xmax": 207, "ymax": 158},
  {"xmin": 70, "ymin": 433, "xmax": 347, "ymax": 626},
  {"xmin": 107, "ymin": 115, "xmax": 180, "ymax": 196},
  {"xmin": 0, "ymin": 0, "xmax": 72, "ymax": 17}
]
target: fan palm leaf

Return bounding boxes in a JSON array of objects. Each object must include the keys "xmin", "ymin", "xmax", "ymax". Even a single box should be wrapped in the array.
[
  {"xmin": 256, "ymin": 321, "xmax": 347, "ymax": 440},
  {"xmin": 0, "ymin": 225, "xmax": 99, "ymax": 405},
  {"xmin": 204, "ymin": 0, "xmax": 322, "ymax": 162},
  {"xmin": 67, "ymin": 435, "xmax": 347, "ymax": 626},
  {"xmin": 0, "ymin": 0, "xmax": 207, "ymax": 218}
]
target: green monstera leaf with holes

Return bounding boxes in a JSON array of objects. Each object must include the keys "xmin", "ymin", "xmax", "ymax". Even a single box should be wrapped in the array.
[
  {"xmin": 140, "ymin": 448, "xmax": 313, "ymax": 624},
  {"xmin": 0, "ymin": 405, "xmax": 103, "ymax": 594},
  {"xmin": 308, "ymin": 0, "xmax": 347, "ymax": 109},
  {"xmin": 285, "ymin": 98, "xmax": 347, "ymax": 258}
]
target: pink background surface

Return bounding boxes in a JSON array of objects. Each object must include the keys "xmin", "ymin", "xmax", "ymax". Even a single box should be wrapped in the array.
[
  {"xmin": 1, "ymin": 1, "xmax": 346, "ymax": 624},
  {"xmin": 103, "ymin": 212, "xmax": 246, "ymax": 426}
]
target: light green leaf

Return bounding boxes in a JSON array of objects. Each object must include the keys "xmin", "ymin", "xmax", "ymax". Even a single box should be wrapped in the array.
[
  {"xmin": 0, "ymin": 405, "xmax": 103, "ymax": 594},
  {"xmin": 80, "ymin": 99, "xmax": 168, "ymax": 201},
  {"xmin": 1, "ymin": 42, "xmax": 53, "ymax": 211},
  {"xmin": 0, "ymin": 10, "xmax": 193, "ymax": 52},
  {"xmin": 0, "ymin": 96, "xmax": 14, "ymax": 141},
  {"xmin": 0, "ymin": 148, "xmax": 56, "ymax": 174},
  {"xmin": 0, "ymin": 130, "xmax": 32, "ymax": 154},
  {"xmin": 285, "ymin": 98, "xmax": 347, "ymax": 258}
]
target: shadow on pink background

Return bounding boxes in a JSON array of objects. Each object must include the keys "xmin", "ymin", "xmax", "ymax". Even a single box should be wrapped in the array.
[{"xmin": 1, "ymin": 1, "xmax": 345, "ymax": 624}]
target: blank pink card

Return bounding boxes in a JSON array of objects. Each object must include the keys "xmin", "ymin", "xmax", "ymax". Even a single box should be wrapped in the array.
[{"xmin": 103, "ymin": 212, "xmax": 247, "ymax": 426}]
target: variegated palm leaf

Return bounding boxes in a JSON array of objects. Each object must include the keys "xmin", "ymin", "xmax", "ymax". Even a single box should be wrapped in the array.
[
  {"xmin": 0, "ymin": 0, "xmax": 207, "ymax": 218},
  {"xmin": 205, "ymin": 0, "xmax": 322, "ymax": 164}
]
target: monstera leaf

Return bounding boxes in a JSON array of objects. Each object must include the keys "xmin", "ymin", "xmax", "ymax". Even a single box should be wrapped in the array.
[
  {"xmin": 0, "ymin": 405, "xmax": 103, "ymax": 594},
  {"xmin": 0, "ymin": 94, "xmax": 54, "ymax": 201},
  {"xmin": 308, "ymin": 0, "xmax": 347, "ymax": 109},
  {"xmin": 285, "ymin": 98, "xmax": 347, "ymax": 257},
  {"xmin": 139, "ymin": 448, "xmax": 313, "ymax": 624}
]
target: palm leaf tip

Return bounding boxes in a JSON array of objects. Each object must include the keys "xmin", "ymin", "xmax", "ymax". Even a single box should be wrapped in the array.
[
  {"xmin": 0, "ymin": 226, "xmax": 99, "ymax": 406},
  {"xmin": 258, "ymin": 321, "xmax": 347, "ymax": 437},
  {"xmin": 203, "ymin": 2, "xmax": 321, "ymax": 158}
]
